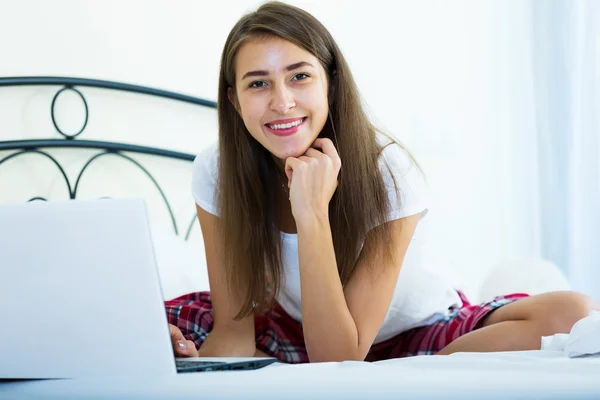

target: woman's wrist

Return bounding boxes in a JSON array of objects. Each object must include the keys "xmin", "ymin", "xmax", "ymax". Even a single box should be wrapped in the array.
[
  {"xmin": 198, "ymin": 328, "xmax": 257, "ymax": 358},
  {"xmin": 295, "ymin": 209, "xmax": 330, "ymax": 235}
]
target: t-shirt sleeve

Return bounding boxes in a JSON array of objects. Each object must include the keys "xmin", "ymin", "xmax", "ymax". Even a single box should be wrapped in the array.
[
  {"xmin": 379, "ymin": 139, "xmax": 430, "ymax": 222},
  {"xmin": 191, "ymin": 142, "xmax": 220, "ymax": 216}
]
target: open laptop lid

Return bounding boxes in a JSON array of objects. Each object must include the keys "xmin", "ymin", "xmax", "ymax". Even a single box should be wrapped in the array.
[{"xmin": 0, "ymin": 198, "xmax": 177, "ymax": 378}]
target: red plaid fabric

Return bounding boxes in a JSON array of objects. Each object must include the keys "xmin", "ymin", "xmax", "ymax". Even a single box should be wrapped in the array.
[{"xmin": 165, "ymin": 290, "xmax": 528, "ymax": 363}]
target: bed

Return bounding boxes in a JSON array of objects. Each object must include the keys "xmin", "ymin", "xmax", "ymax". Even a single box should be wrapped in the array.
[
  {"xmin": 0, "ymin": 76, "xmax": 213, "ymax": 300},
  {"xmin": 1, "ymin": 76, "xmax": 599, "ymax": 400}
]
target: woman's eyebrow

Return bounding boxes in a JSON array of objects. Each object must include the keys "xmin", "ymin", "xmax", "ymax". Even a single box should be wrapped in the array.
[{"xmin": 241, "ymin": 61, "xmax": 315, "ymax": 80}]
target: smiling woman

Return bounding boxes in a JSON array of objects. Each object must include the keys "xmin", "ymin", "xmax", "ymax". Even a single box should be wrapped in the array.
[
  {"xmin": 229, "ymin": 38, "xmax": 330, "ymax": 161},
  {"xmin": 165, "ymin": 0, "xmax": 599, "ymax": 364}
]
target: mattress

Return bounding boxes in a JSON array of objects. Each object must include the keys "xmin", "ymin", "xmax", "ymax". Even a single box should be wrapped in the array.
[{"xmin": 2, "ymin": 350, "xmax": 599, "ymax": 400}]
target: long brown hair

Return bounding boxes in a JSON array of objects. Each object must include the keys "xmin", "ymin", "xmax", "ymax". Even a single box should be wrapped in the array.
[{"xmin": 217, "ymin": 1, "xmax": 398, "ymax": 319}]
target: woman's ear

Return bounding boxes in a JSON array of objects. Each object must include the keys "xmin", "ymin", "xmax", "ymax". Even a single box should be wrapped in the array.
[{"xmin": 227, "ymin": 87, "xmax": 241, "ymax": 114}]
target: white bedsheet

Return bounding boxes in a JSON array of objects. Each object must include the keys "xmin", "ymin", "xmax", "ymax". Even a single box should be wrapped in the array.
[{"xmin": 2, "ymin": 351, "xmax": 600, "ymax": 400}]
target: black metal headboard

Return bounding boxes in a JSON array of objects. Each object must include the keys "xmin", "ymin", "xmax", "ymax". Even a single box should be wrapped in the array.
[{"xmin": 0, "ymin": 76, "xmax": 217, "ymax": 240}]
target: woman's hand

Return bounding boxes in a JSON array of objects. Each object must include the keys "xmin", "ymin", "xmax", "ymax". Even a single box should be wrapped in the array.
[
  {"xmin": 284, "ymin": 138, "xmax": 341, "ymax": 221},
  {"xmin": 170, "ymin": 323, "xmax": 262, "ymax": 358},
  {"xmin": 169, "ymin": 324, "xmax": 200, "ymax": 357}
]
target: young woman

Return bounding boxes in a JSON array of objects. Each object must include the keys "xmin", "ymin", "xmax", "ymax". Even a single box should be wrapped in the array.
[{"xmin": 166, "ymin": 1, "xmax": 597, "ymax": 363}]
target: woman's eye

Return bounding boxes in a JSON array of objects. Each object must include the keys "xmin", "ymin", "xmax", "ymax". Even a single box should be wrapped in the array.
[
  {"xmin": 292, "ymin": 73, "xmax": 309, "ymax": 81},
  {"xmin": 249, "ymin": 81, "xmax": 268, "ymax": 88}
]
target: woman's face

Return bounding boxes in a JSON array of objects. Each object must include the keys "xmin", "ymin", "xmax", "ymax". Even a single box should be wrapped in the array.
[{"xmin": 231, "ymin": 37, "xmax": 330, "ymax": 161}]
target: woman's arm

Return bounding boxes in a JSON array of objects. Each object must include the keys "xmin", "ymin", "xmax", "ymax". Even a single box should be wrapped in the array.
[
  {"xmin": 297, "ymin": 212, "xmax": 419, "ymax": 362},
  {"xmin": 191, "ymin": 204, "xmax": 256, "ymax": 357},
  {"xmin": 285, "ymin": 138, "xmax": 420, "ymax": 362}
]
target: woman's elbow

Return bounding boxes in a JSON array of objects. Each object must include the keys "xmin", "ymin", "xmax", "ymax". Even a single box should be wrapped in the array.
[{"xmin": 307, "ymin": 348, "xmax": 366, "ymax": 363}]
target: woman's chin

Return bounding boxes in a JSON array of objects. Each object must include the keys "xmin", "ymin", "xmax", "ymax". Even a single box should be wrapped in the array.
[
  {"xmin": 271, "ymin": 145, "xmax": 311, "ymax": 160},
  {"xmin": 263, "ymin": 129, "xmax": 318, "ymax": 160}
]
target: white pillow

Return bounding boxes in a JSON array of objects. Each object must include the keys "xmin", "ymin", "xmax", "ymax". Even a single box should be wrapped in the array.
[
  {"xmin": 150, "ymin": 226, "xmax": 210, "ymax": 301},
  {"xmin": 478, "ymin": 258, "xmax": 571, "ymax": 303}
]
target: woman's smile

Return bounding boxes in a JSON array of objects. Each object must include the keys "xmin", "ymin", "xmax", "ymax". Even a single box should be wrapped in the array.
[{"xmin": 264, "ymin": 117, "xmax": 307, "ymax": 137}]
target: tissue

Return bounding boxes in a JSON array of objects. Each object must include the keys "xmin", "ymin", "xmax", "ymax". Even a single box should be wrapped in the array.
[
  {"xmin": 540, "ymin": 310, "xmax": 600, "ymax": 357},
  {"xmin": 540, "ymin": 333, "xmax": 569, "ymax": 351},
  {"xmin": 563, "ymin": 310, "xmax": 600, "ymax": 358}
]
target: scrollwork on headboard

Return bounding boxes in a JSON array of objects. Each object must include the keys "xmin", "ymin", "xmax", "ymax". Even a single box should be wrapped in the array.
[{"xmin": 0, "ymin": 76, "xmax": 217, "ymax": 240}]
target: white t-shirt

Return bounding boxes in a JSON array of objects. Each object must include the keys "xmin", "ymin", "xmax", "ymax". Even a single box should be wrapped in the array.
[{"xmin": 191, "ymin": 134, "xmax": 460, "ymax": 343}]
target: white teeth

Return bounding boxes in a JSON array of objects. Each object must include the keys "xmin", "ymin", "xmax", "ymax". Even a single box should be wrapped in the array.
[{"xmin": 268, "ymin": 119, "xmax": 303, "ymax": 130}]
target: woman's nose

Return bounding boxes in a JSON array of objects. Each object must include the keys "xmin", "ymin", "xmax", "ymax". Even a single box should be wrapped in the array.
[{"xmin": 270, "ymin": 85, "xmax": 295, "ymax": 114}]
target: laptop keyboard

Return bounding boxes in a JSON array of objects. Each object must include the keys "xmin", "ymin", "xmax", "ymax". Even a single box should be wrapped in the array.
[
  {"xmin": 175, "ymin": 358, "xmax": 277, "ymax": 373},
  {"xmin": 175, "ymin": 360, "xmax": 225, "ymax": 368}
]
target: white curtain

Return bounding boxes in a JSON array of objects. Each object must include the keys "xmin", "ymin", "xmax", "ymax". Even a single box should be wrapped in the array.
[
  {"xmin": 531, "ymin": 0, "xmax": 600, "ymax": 300},
  {"xmin": 566, "ymin": 0, "xmax": 600, "ymax": 300}
]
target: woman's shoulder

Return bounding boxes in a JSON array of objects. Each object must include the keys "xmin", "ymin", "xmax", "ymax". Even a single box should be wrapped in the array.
[
  {"xmin": 193, "ymin": 141, "xmax": 219, "ymax": 175},
  {"xmin": 374, "ymin": 132, "xmax": 430, "ymax": 220},
  {"xmin": 191, "ymin": 141, "xmax": 220, "ymax": 215},
  {"xmin": 375, "ymin": 132, "xmax": 424, "ymax": 187}
]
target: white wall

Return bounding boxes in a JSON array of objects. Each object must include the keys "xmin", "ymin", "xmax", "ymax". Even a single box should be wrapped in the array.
[{"xmin": 0, "ymin": 0, "xmax": 542, "ymax": 298}]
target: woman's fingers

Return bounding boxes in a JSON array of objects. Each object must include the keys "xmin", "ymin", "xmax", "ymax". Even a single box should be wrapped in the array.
[
  {"xmin": 311, "ymin": 138, "xmax": 341, "ymax": 167},
  {"xmin": 304, "ymin": 147, "xmax": 326, "ymax": 160},
  {"xmin": 174, "ymin": 339, "xmax": 199, "ymax": 357},
  {"xmin": 284, "ymin": 157, "xmax": 302, "ymax": 186},
  {"xmin": 297, "ymin": 155, "xmax": 315, "ymax": 164},
  {"xmin": 169, "ymin": 324, "xmax": 198, "ymax": 357},
  {"xmin": 311, "ymin": 138, "xmax": 337, "ymax": 156},
  {"xmin": 285, "ymin": 141, "xmax": 339, "ymax": 190},
  {"xmin": 169, "ymin": 324, "xmax": 185, "ymax": 343}
]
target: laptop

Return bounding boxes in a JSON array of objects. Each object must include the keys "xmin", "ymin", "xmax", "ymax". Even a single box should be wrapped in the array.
[{"xmin": 0, "ymin": 198, "xmax": 277, "ymax": 379}]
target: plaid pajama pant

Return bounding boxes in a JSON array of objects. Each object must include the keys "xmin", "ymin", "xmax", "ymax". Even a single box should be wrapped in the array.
[{"xmin": 165, "ymin": 290, "xmax": 528, "ymax": 363}]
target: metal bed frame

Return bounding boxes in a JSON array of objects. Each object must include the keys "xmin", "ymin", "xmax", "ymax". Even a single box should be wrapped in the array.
[{"xmin": 0, "ymin": 76, "xmax": 217, "ymax": 240}]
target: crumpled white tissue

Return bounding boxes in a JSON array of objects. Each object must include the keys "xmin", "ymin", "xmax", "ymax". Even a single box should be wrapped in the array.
[
  {"xmin": 540, "ymin": 333, "xmax": 569, "ymax": 351},
  {"xmin": 540, "ymin": 310, "xmax": 600, "ymax": 358}
]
